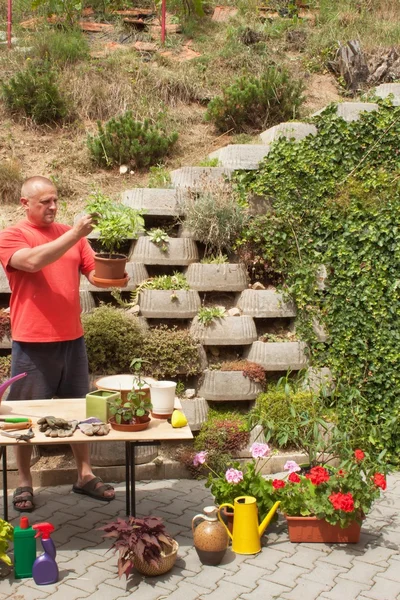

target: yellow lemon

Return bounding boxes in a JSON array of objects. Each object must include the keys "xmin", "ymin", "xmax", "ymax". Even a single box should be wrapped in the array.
[{"xmin": 171, "ymin": 409, "xmax": 188, "ymax": 428}]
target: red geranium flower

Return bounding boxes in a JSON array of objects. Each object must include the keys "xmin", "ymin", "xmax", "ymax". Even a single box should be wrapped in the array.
[
  {"xmin": 288, "ymin": 472, "xmax": 301, "ymax": 483},
  {"xmin": 272, "ymin": 479, "xmax": 286, "ymax": 489},
  {"xmin": 354, "ymin": 449, "xmax": 365, "ymax": 462},
  {"xmin": 305, "ymin": 466, "xmax": 330, "ymax": 485},
  {"xmin": 329, "ymin": 492, "xmax": 355, "ymax": 512},
  {"xmin": 337, "ymin": 469, "xmax": 345, "ymax": 477},
  {"xmin": 373, "ymin": 473, "xmax": 386, "ymax": 490}
]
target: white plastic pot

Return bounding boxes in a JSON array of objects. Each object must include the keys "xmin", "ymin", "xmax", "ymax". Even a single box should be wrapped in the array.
[{"xmin": 150, "ymin": 381, "xmax": 177, "ymax": 419}]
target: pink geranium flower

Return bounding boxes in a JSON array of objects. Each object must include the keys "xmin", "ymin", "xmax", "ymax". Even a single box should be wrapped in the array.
[
  {"xmin": 284, "ymin": 460, "xmax": 301, "ymax": 473},
  {"xmin": 250, "ymin": 442, "xmax": 270, "ymax": 459},
  {"xmin": 225, "ymin": 468, "xmax": 243, "ymax": 484},
  {"xmin": 193, "ymin": 451, "xmax": 208, "ymax": 467}
]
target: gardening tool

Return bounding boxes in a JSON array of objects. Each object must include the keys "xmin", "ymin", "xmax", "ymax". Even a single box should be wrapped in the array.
[
  {"xmin": 0, "ymin": 372, "xmax": 27, "ymax": 403},
  {"xmin": 218, "ymin": 496, "xmax": 280, "ymax": 555},
  {"xmin": 0, "ymin": 427, "xmax": 35, "ymax": 441},
  {"xmin": 0, "ymin": 419, "xmax": 32, "ymax": 431}
]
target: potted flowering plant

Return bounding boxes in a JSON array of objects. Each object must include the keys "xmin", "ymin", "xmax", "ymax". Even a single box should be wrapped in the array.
[
  {"xmin": 272, "ymin": 449, "xmax": 388, "ymax": 543},
  {"xmin": 193, "ymin": 443, "xmax": 276, "ymax": 522}
]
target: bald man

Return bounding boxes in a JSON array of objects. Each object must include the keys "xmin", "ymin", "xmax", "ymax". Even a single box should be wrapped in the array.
[{"xmin": 0, "ymin": 176, "xmax": 115, "ymax": 511}]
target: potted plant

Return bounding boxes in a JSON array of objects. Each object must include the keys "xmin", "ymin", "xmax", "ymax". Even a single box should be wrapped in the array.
[
  {"xmin": 193, "ymin": 443, "xmax": 277, "ymax": 528},
  {"xmin": 108, "ymin": 358, "xmax": 152, "ymax": 431},
  {"xmin": 272, "ymin": 450, "xmax": 388, "ymax": 543},
  {"xmin": 99, "ymin": 515, "xmax": 178, "ymax": 577},
  {"xmin": 0, "ymin": 519, "xmax": 13, "ymax": 569},
  {"xmin": 199, "ymin": 360, "xmax": 266, "ymax": 402},
  {"xmin": 85, "ymin": 190, "xmax": 145, "ymax": 286}
]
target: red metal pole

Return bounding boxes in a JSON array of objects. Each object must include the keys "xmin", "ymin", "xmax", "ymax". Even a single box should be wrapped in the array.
[
  {"xmin": 161, "ymin": 0, "xmax": 166, "ymax": 45},
  {"xmin": 7, "ymin": 0, "xmax": 12, "ymax": 49}
]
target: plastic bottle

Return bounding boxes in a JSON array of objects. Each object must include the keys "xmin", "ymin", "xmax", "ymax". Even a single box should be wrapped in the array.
[
  {"xmin": 13, "ymin": 516, "xmax": 37, "ymax": 579},
  {"xmin": 32, "ymin": 522, "xmax": 59, "ymax": 585}
]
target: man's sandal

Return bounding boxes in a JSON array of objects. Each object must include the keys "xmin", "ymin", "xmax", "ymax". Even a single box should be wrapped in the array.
[
  {"xmin": 13, "ymin": 486, "xmax": 34, "ymax": 513},
  {"xmin": 72, "ymin": 476, "xmax": 115, "ymax": 502}
]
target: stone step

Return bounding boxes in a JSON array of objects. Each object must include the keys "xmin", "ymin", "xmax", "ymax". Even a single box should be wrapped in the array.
[
  {"xmin": 208, "ymin": 144, "xmax": 271, "ymax": 169},
  {"xmin": 190, "ymin": 315, "xmax": 257, "ymax": 345},
  {"xmin": 245, "ymin": 341, "xmax": 308, "ymax": 371},
  {"xmin": 313, "ymin": 101, "xmax": 378, "ymax": 122},
  {"xmin": 130, "ymin": 236, "xmax": 199, "ymax": 265},
  {"xmin": 121, "ymin": 188, "xmax": 184, "ymax": 217},
  {"xmin": 80, "ymin": 261, "xmax": 149, "ymax": 291},
  {"xmin": 139, "ymin": 289, "xmax": 201, "ymax": 318},
  {"xmin": 374, "ymin": 83, "xmax": 400, "ymax": 106},
  {"xmin": 198, "ymin": 370, "xmax": 263, "ymax": 401},
  {"xmin": 260, "ymin": 122, "xmax": 317, "ymax": 145},
  {"xmin": 170, "ymin": 167, "xmax": 235, "ymax": 190},
  {"xmin": 236, "ymin": 289, "xmax": 296, "ymax": 318},
  {"xmin": 185, "ymin": 263, "xmax": 249, "ymax": 291}
]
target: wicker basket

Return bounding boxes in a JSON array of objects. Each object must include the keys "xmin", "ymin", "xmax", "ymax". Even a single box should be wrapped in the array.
[{"xmin": 133, "ymin": 540, "xmax": 179, "ymax": 576}]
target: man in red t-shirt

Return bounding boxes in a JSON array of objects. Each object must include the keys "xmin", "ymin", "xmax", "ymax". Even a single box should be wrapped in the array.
[{"xmin": 0, "ymin": 176, "xmax": 115, "ymax": 511}]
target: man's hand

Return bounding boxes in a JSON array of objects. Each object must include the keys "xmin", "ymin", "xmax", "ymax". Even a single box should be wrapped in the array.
[{"xmin": 73, "ymin": 214, "xmax": 96, "ymax": 239}]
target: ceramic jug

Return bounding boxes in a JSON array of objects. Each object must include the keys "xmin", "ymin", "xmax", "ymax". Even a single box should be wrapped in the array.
[{"xmin": 192, "ymin": 506, "xmax": 229, "ymax": 565}]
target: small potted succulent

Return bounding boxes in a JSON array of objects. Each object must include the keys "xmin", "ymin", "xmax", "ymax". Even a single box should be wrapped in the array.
[
  {"xmin": 99, "ymin": 515, "xmax": 178, "ymax": 577},
  {"xmin": 85, "ymin": 190, "xmax": 145, "ymax": 286},
  {"xmin": 108, "ymin": 358, "xmax": 152, "ymax": 431}
]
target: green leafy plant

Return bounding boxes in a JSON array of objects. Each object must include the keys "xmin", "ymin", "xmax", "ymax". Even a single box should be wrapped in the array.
[
  {"xmin": 87, "ymin": 112, "xmax": 178, "ymax": 169},
  {"xmin": 31, "ymin": 28, "xmax": 89, "ymax": 65},
  {"xmin": 205, "ymin": 67, "xmax": 305, "ymax": 133},
  {"xmin": 82, "ymin": 306, "xmax": 144, "ymax": 374},
  {"xmin": 274, "ymin": 450, "xmax": 388, "ymax": 528},
  {"xmin": 32, "ymin": 0, "xmax": 82, "ymax": 27},
  {"xmin": 2, "ymin": 62, "xmax": 68, "ymax": 125},
  {"xmin": 109, "ymin": 358, "xmax": 152, "ymax": 424},
  {"xmin": 140, "ymin": 325, "xmax": 201, "ymax": 379},
  {"xmin": 197, "ymin": 306, "xmax": 226, "ymax": 326},
  {"xmin": 200, "ymin": 253, "xmax": 228, "ymax": 264},
  {"xmin": 112, "ymin": 272, "xmax": 190, "ymax": 307},
  {"xmin": 148, "ymin": 165, "xmax": 172, "ymax": 188},
  {"xmin": 99, "ymin": 516, "xmax": 174, "ymax": 578},
  {"xmin": 193, "ymin": 443, "xmax": 277, "ymax": 520},
  {"xmin": 85, "ymin": 191, "xmax": 144, "ymax": 257},
  {"xmin": 181, "ymin": 182, "xmax": 248, "ymax": 256},
  {"xmin": 0, "ymin": 519, "xmax": 13, "ymax": 566},
  {"xmin": 147, "ymin": 228, "xmax": 169, "ymax": 252}
]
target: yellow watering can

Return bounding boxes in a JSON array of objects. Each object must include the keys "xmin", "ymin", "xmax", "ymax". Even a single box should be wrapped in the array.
[{"xmin": 218, "ymin": 496, "xmax": 280, "ymax": 555}]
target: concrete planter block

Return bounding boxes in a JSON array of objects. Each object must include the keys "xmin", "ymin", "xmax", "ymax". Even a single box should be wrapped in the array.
[
  {"xmin": 305, "ymin": 367, "xmax": 334, "ymax": 394},
  {"xmin": 236, "ymin": 289, "xmax": 296, "ymax": 318},
  {"xmin": 374, "ymin": 83, "xmax": 400, "ymax": 106},
  {"xmin": 122, "ymin": 188, "xmax": 184, "ymax": 216},
  {"xmin": 180, "ymin": 396, "xmax": 209, "ymax": 431},
  {"xmin": 90, "ymin": 441, "xmax": 158, "ymax": 466},
  {"xmin": 139, "ymin": 289, "xmax": 201, "ymax": 318},
  {"xmin": 245, "ymin": 341, "xmax": 308, "ymax": 371},
  {"xmin": 312, "ymin": 317, "xmax": 329, "ymax": 342},
  {"xmin": 198, "ymin": 370, "xmax": 263, "ymax": 401},
  {"xmin": 0, "ymin": 269, "xmax": 10, "ymax": 293},
  {"xmin": 130, "ymin": 237, "xmax": 199, "ymax": 265},
  {"xmin": 208, "ymin": 144, "xmax": 271, "ymax": 170},
  {"xmin": 80, "ymin": 290, "xmax": 96, "ymax": 314},
  {"xmin": 80, "ymin": 262, "xmax": 149, "ymax": 291},
  {"xmin": 0, "ymin": 335, "xmax": 11, "ymax": 349},
  {"xmin": 260, "ymin": 122, "xmax": 317, "ymax": 144},
  {"xmin": 0, "ymin": 446, "xmax": 40, "ymax": 471},
  {"xmin": 170, "ymin": 167, "xmax": 235, "ymax": 190},
  {"xmin": 316, "ymin": 264, "xmax": 328, "ymax": 291},
  {"xmin": 190, "ymin": 315, "xmax": 257, "ymax": 345},
  {"xmin": 313, "ymin": 102, "xmax": 378, "ymax": 122},
  {"xmin": 185, "ymin": 263, "xmax": 249, "ymax": 291}
]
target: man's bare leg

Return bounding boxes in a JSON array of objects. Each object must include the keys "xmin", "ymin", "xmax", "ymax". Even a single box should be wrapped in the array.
[
  {"xmin": 71, "ymin": 443, "xmax": 114, "ymax": 499},
  {"xmin": 14, "ymin": 445, "xmax": 34, "ymax": 510}
]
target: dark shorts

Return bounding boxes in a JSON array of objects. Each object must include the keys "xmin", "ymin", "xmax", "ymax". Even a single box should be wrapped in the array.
[{"xmin": 8, "ymin": 337, "xmax": 90, "ymax": 401}]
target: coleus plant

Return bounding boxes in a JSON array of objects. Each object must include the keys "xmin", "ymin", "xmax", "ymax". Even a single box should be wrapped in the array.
[{"xmin": 99, "ymin": 516, "xmax": 174, "ymax": 578}]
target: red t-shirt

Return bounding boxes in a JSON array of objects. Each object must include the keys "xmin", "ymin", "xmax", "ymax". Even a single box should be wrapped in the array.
[{"xmin": 0, "ymin": 220, "xmax": 95, "ymax": 342}]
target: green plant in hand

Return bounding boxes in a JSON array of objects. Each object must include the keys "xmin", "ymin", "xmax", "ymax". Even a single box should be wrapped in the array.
[
  {"xmin": 85, "ymin": 190, "xmax": 144, "ymax": 257},
  {"xmin": 197, "ymin": 306, "xmax": 226, "ymax": 326}
]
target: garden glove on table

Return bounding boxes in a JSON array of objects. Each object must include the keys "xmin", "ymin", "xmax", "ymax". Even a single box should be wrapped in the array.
[
  {"xmin": 79, "ymin": 422, "xmax": 110, "ymax": 436},
  {"xmin": 37, "ymin": 416, "xmax": 78, "ymax": 437}
]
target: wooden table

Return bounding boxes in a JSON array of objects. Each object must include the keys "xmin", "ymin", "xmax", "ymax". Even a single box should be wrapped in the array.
[{"xmin": 0, "ymin": 399, "xmax": 193, "ymax": 522}]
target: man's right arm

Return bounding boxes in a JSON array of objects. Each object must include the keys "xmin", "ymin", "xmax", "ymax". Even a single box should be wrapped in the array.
[{"xmin": 9, "ymin": 216, "xmax": 95, "ymax": 273}]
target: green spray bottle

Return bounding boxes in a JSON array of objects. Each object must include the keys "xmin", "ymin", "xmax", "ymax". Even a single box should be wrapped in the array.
[{"xmin": 13, "ymin": 516, "xmax": 36, "ymax": 578}]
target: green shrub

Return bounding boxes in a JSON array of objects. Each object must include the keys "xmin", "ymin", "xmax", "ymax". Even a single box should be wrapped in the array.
[
  {"xmin": 82, "ymin": 305, "xmax": 144, "ymax": 374},
  {"xmin": 32, "ymin": 28, "xmax": 89, "ymax": 66},
  {"xmin": 205, "ymin": 67, "xmax": 305, "ymax": 133},
  {"xmin": 2, "ymin": 62, "xmax": 68, "ymax": 125},
  {"xmin": 0, "ymin": 161, "xmax": 22, "ymax": 205},
  {"xmin": 87, "ymin": 112, "xmax": 179, "ymax": 169},
  {"xmin": 140, "ymin": 325, "xmax": 201, "ymax": 379},
  {"xmin": 0, "ymin": 356, "xmax": 11, "ymax": 383}
]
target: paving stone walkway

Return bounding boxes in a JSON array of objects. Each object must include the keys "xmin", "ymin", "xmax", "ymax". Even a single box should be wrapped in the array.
[{"xmin": 1, "ymin": 472, "xmax": 399, "ymax": 600}]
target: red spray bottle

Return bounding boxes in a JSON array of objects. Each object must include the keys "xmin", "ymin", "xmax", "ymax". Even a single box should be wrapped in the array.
[{"xmin": 32, "ymin": 523, "xmax": 59, "ymax": 585}]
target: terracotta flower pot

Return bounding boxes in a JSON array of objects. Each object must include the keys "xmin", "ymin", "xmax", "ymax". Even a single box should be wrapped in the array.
[
  {"xmin": 108, "ymin": 416, "xmax": 151, "ymax": 432},
  {"xmin": 285, "ymin": 515, "xmax": 361, "ymax": 543},
  {"xmin": 93, "ymin": 253, "xmax": 128, "ymax": 286}
]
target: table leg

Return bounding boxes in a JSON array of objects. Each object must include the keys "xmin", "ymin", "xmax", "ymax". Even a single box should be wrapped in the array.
[
  {"xmin": 125, "ymin": 442, "xmax": 130, "ymax": 516},
  {"xmin": 130, "ymin": 443, "xmax": 136, "ymax": 518},
  {"xmin": 1, "ymin": 447, "xmax": 8, "ymax": 522},
  {"xmin": 124, "ymin": 441, "xmax": 161, "ymax": 517}
]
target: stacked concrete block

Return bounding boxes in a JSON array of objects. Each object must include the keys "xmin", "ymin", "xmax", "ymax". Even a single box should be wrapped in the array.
[
  {"xmin": 130, "ymin": 236, "xmax": 198, "ymax": 265},
  {"xmin": 190, "ymin": 315, "xmax": 257, "ymax": 345},
  {"xmin": 236, "ymin": 289, "xmax": 296, "ymax": 318},
  {"xmin": 208, "ymin": 144, "xmax": 272, "ymax": 169},
  {"xmin": 185, "ymin": 263, "xmax": 248, "ymax": 291}
]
